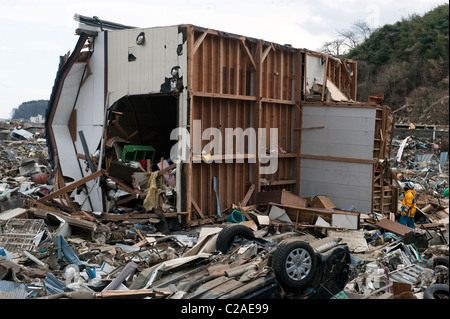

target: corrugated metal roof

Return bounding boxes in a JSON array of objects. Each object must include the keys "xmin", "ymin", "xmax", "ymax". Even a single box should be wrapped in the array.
[
  {"xmin": 45, "ymin": 272, "xmax": 68, "ymax": 295},
  {"xmin": 0, "ymin": 280, "xmax": 28, "ymax": 299}
]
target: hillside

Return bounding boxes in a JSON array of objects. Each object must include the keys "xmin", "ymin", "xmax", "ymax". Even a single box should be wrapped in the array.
[
  {"xmin": 346, "ymin": 4, "xmax": 449, "ymax": 125},
  {"xmin": 11, "ymin": 100, "xmax": 48, "ymax": 120}
]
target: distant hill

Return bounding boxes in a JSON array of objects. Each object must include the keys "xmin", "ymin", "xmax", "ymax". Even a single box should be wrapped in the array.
[
  {"xmin": 345, "ymin": 4, "xmax": 449, "ymax": 125},
  {"xmin": 11, "ymin": 100, "xmax": 49, "ymax": 120}
]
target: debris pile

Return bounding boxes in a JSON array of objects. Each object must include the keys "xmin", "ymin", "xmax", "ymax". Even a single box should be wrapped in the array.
[
  {"xmin": 0, "ymin": 121, "xmax": 448, "ymax": 300},
  {"xmin": 0, "ymin": 123, "xmax": 50, "ymax": 212}
]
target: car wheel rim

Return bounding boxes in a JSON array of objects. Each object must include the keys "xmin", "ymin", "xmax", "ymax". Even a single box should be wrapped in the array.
[{"xmin": 285, "ymin": 248, "xmax": 312, "ymax": 281}]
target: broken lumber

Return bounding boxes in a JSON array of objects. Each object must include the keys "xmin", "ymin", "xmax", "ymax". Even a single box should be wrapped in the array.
[
  {"xmin": 31, "ymin": 208, "xmax": 97, "ymax": 231},
  {"xmin": 96, "ymin": 289, "xmax": 157, "ymax": 299},
  {"xmin": 376, "ymin": 218, "xmax": 413, "ymax": 236},
  {"xmin": 38, "ymin": 170, "xmax": 102, "ymax": 202}
]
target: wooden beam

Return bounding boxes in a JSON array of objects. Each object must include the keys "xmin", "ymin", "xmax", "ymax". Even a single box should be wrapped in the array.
[
  {"xmin": 111, "ymin": 119, "xmax": 129, "ymax": 139},
  {"xmin": 261, "ymin": 97, "xmax": 296, "ymax": 105},
  {"xmin": 261, "ymin": 44, "xmax": 274, "ymax": 63},
  {"xmin": 26, "ymin": 197, "xmax": 71, "ymax": 215},
  {"xmin": 186, "ymin": 25, "xmax": 195, "ymax": 225},
  {"xmin": 157, "ymin": 162, "xmax": 177, "ymax": 176},
  {"xmin": 38, "ymin": 170, "xmax": 102, "ymax": 202},
  {"xmin": 241, "ymin": 184, "xmax": 255, "ymax": 206},
  {"xmin": 32, "ymin": 209, "xmax": 97, "ymax": 231},
  {"xmin": 102, "ymin": 169, "xmax": 144, "ymax": 196},
  {"xmin": 294, "ymin": 126, "xmax": 325, "ymax": 131},
  {"xmin": 321, "ymin": 56, "xmax": 329, "ymax": 101},
  {"xmin": 239, "ymin": 37, "xmax": 256, "ymax": 70},
  {"xmin": 191, "ymin": 198, "xmax": 206, "ymax": 219},
  {"xmin": 96, "ymin": 289, "xmax": 156, "ymax": 299},
  {"xmin": 299, "ymin": 153, "xmax": 374, "ymax": 164},
  {"xmin": 190, "ymin": 91, "xmax": 257, "ymax": 101},
  {"xmin": 193, "ymin": 29, "xmax": 218, "ymax": 54}
]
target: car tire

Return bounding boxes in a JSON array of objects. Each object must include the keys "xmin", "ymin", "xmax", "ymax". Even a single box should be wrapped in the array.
[
  {"xmin": 271, "ymin": 239, "xmax": 317, "ymax": 290},
  {"xmin": 423, "ymin": 284, "xmax": 449, "ymax": 299},
  {"xmin": 433, "ymin": 257, "xmax": 449, "ymax": 268},
  {"xmin": 215, "ymin": 224, "xmax": 255, "ymax": 253}
]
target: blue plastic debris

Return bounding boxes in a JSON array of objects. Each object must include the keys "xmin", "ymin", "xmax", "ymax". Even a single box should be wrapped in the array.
[
  {"xmin": 57, "ymin": 235, "xmax": 83, "ymax": 266},
  {"xmin": 0, "ymin": 280, "xmax": 28, "ymax": 299},
  {"xmin": 45, "ymin": 272, "xmax": 69, "ymax": 295}
]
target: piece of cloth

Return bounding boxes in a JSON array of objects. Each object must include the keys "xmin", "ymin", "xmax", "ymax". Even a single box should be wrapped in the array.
[
  {"xmin": 143, "ymin": 171, "xmax": 158, "ymax": 211},
  {"xmin": 398, "ymin": 215, "xmax": 415, "ymax": 229},
  {"xmin": 400, "ymin": 189, "xmax": 416, "ymax": 218}
]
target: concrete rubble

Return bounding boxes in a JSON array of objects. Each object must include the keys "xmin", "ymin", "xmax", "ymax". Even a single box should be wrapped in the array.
[{"xmin": 1, "ymin": 120, "xmax": 448, "ymax": 300}]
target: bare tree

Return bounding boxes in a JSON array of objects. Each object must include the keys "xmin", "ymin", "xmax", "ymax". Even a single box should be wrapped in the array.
[
  {"xmin": 319, "ymin": 38, "xmax": 346, "ymax": 56},
  {"xmin": 319, "ymin": 20, "xmax": 374, "ymax": 56}
]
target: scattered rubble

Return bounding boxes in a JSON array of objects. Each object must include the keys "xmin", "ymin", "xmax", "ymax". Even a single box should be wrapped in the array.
[{"xmin": 0, "ymin": 120, "xmax": 448, "ymax": 300}]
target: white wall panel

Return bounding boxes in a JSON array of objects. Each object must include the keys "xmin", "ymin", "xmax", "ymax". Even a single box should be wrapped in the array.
[
  {"xmin": 52, "ymin": 32, "xmax": 106, "ymax": 212},
  {"xmin": 300, "ymin": 105, "xmax": 376, "ymax": 213},
  {"xmin": 300, "ymin": 159, "xmax": 372, "ymax": 212},
  {"xmin": 301, "ymin": 106, "xmax": 376, "ymax": 159},
  {"xmin": 107, "ymin": 26, "xmax": 187, "ymax": 106}
]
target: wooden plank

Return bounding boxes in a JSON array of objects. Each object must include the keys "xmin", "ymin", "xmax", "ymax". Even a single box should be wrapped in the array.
[
  {"xmin": 96, "ymin": 289, "xmax": 156, "ymax": 299},
  {"xmin": 261, "ymin": 44, "xmax": 274, "ymax": 63},
  {"xmin": 190, "ymin": 91, "xmax": 257, "ymax": 101},
  {"xmin": 32, "ymin": 209, "xmax": 97, "ymax": 231},
  {"xmin": 376, "ymin": 218, "xmax": 413, "ymax": 236},
  {"xmin": 294, "ymin": 126, "xmax": 325, "ymax": 131},
  {"xmin": 187, "ymin": 25, "xmax": 195, "ymax": 224},
  {"xmin": 102, "ymin": 169, "xmax": 144, "ymax": 196},
  {"xmin": 191, "ymin": 198, "xmax": 206, "ymax": 219},
  {"xmin": 239, "ymin": 37, "xmax": 256, "ymax": 70},
  {"xmin": 38, "ymin": 170, "xmax": 102, "ymax": 202},
  {"xmin": 299, "ymin": 153, "xmax": 374, "ymax": 164},
  {"xmin": 193, "ymin": 30, "xmax": 213, "ymax": 54},
  {"xmin": 240, "ymin": 184, "xmax": 255, "ymax": 207},
  {"xmin": 321, "ymin": 56, "xmax": 329, "ymax": 101},
  {"xmin": 309, "ymin": 195, "xmax": 336, "ymax": 209},
  {"xmin": 25, "ymin": 197, "xmax": 65, "ymax": 214},
  {"xmin": 261, "ymin": 97, "xmax": 296, "ymax": 105}
]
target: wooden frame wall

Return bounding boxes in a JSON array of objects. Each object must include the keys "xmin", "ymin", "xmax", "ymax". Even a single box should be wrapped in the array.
[
  {"xmin": 185, "ymin": 26, "xmax": 301, "ymax": 223},
  {"xmin": 182, "ymin": 25, "xmax": 386, "ymax": 224}
]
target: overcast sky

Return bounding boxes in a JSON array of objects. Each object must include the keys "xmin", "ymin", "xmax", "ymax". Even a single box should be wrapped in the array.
[{"xmin": 0, "ymin": 0, "xmax": 446, "ymax": 119}]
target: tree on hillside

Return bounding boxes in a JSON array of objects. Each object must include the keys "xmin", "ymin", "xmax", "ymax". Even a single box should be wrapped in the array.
[
  {"xmin": 318, "ymin": 4, "xmax": 449, "ymax": 125},
  {"xmin": 319, "ymin": 20, "xmax": 374, "ymax": 57}
]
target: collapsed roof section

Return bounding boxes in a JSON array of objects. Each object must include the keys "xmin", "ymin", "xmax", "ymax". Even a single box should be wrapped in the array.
[{"xmin": 44, "ymin": 14, "xmax": 395, "ymax": 226}]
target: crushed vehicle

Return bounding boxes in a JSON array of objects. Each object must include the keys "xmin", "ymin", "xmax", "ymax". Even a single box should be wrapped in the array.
[
  {"xmin": 96, "ymin": 224, "xmax": 353, "ymax": 299},
  {"xmin": 0, "ymin": 219, "xmax": 353, "ymax": 300}
]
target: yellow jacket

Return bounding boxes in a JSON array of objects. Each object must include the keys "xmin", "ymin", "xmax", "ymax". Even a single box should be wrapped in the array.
[{"xmin": 401, "ymin": 189, "xmax": 416, "ymax": 218}]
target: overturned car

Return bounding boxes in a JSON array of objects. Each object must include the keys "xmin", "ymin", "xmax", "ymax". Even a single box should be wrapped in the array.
[{"xmin": 138, "ymin": 224, "xmax": 352, "ymax": 299}]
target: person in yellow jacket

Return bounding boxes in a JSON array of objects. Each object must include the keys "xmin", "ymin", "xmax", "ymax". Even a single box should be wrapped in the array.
[{"xmin": 399, "ymin": 182, "xmax": 416, "ymax": 229}]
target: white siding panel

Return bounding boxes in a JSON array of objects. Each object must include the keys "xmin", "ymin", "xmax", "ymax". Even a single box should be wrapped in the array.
[
  {"xmin": 53, "ymin": 125, "xmax": 81, "ymax": 180},
  {"xmin": 299, "ymin": 105, "xmax": 377, "ymax": 213},
  {"xmin": 301, "ymin": 106, "xmax": 376, "ymax": 159},
  {"xmin": 52, "ymin": 33, "xmax": 106, "ymax": 212},
  {"xmin": 107, "ymin": 26, "xmax": 186, "ymax": 106},
  {"xmin": 52, "ymin": 63, "xmax": 86, "ymax": 125},
  {"xmin": 300, "ymin": 159, "xmax": 373, "ymax": 212}
]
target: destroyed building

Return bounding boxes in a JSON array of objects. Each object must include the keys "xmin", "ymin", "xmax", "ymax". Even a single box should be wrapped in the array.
[
  {"xmin": 0, "ymin": 14, "xmax": 448, "ymax": 302},
  {"xmin": 44, "ymin": 14, "xmax": 396, "ymax": 225}
]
